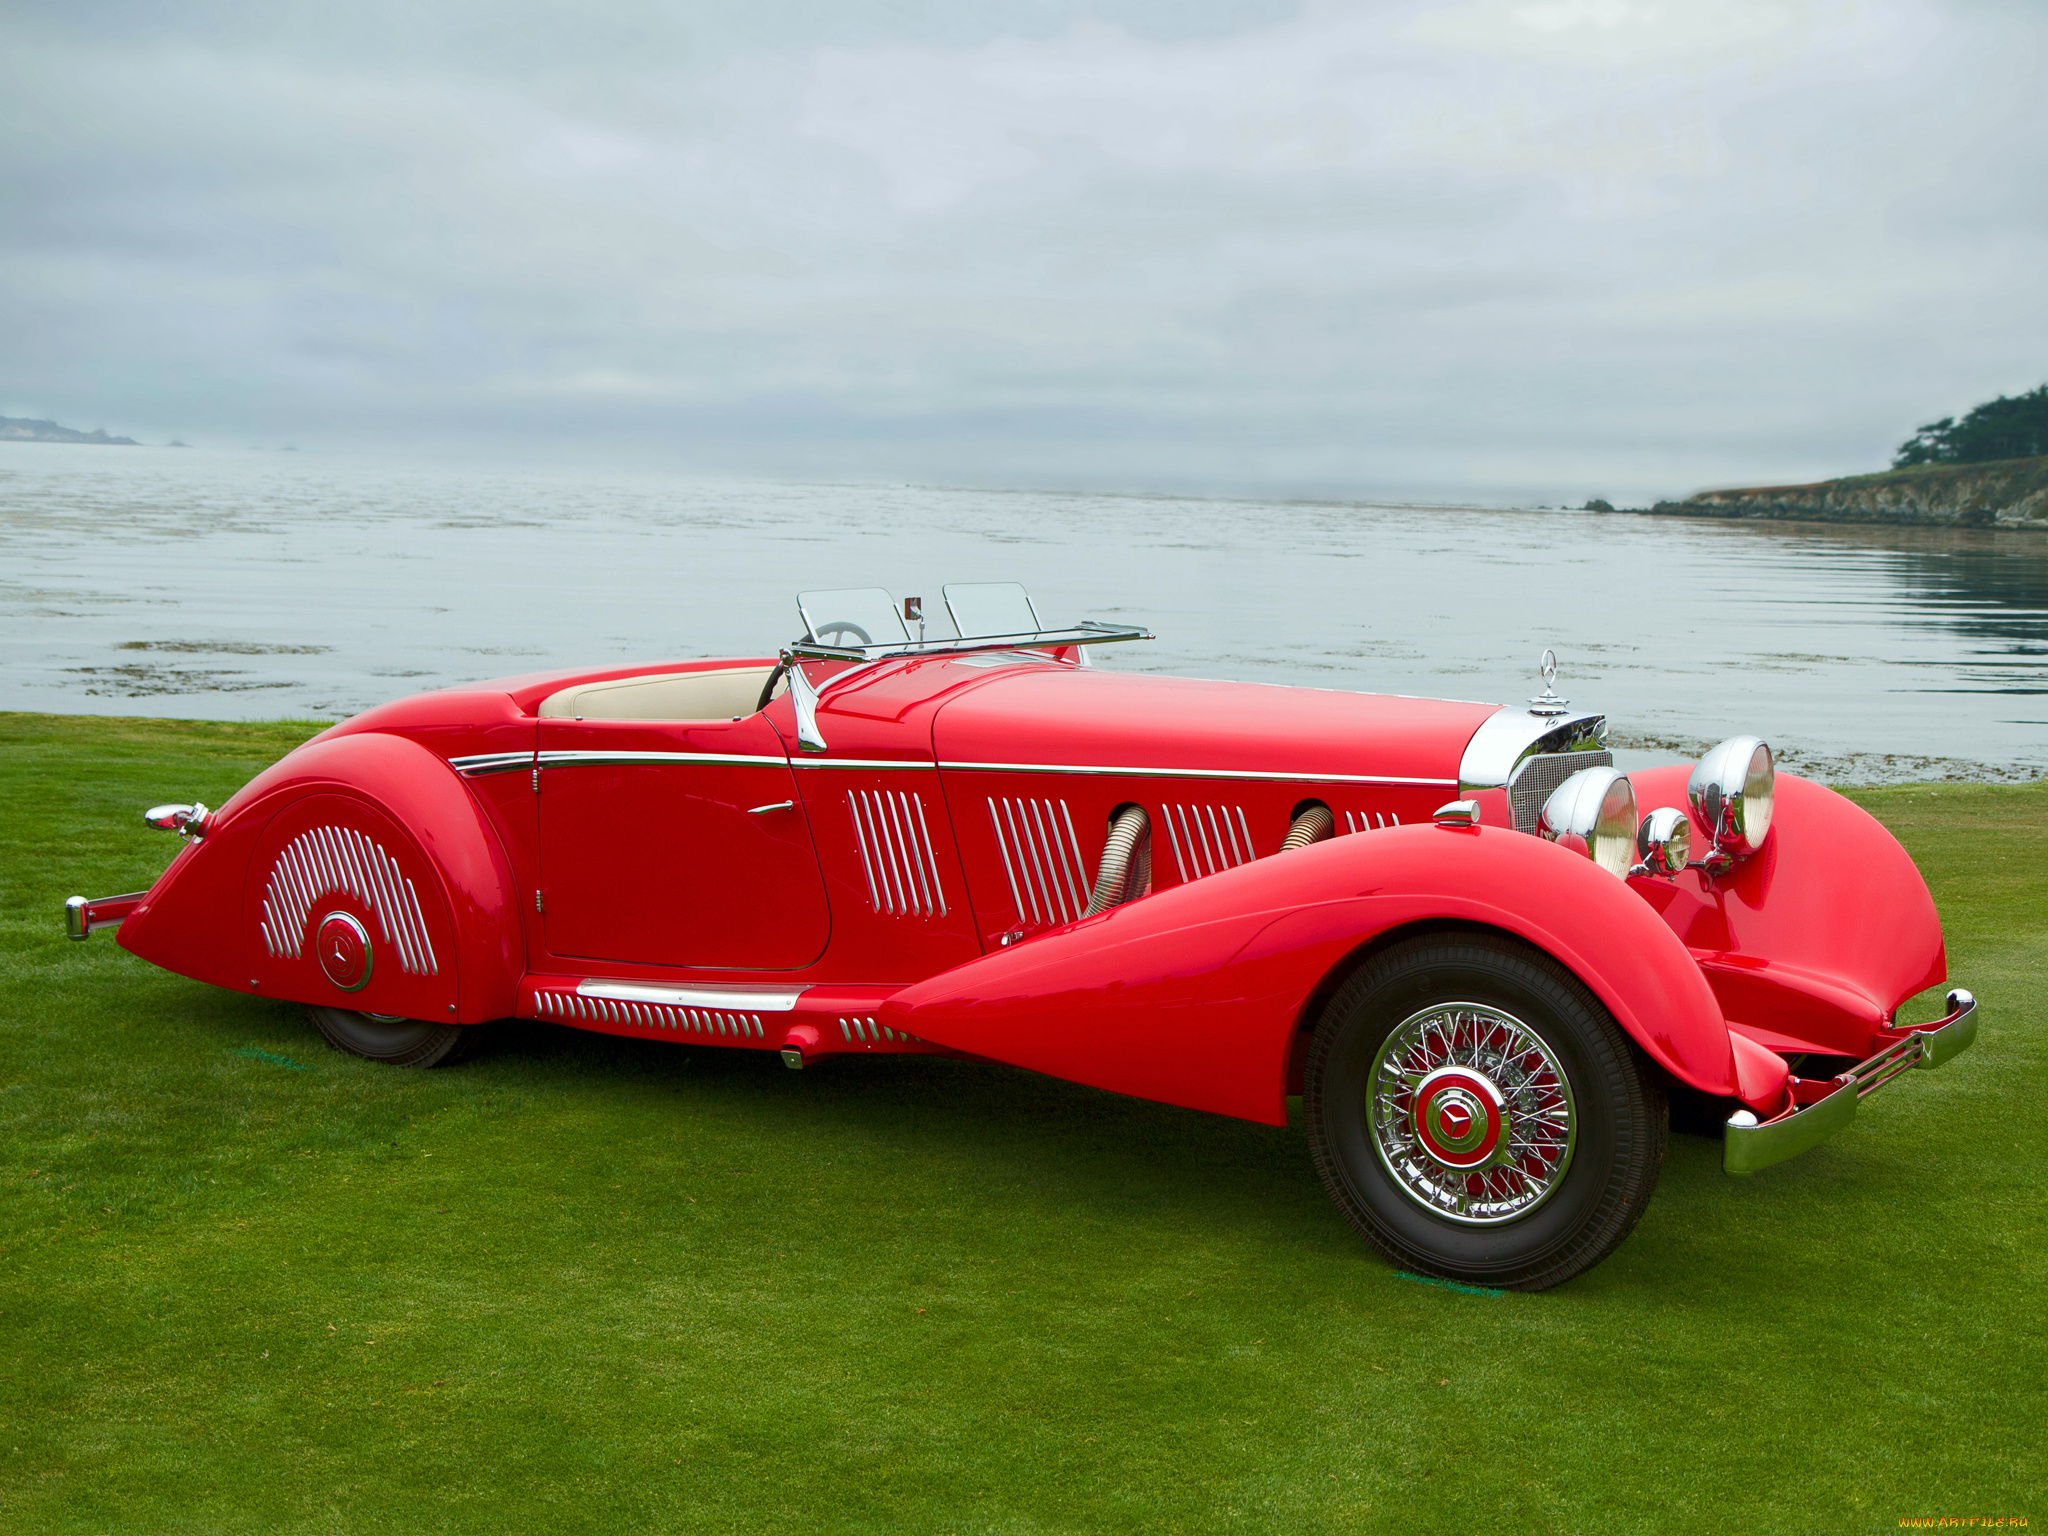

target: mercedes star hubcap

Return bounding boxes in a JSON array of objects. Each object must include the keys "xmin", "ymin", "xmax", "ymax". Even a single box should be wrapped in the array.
[{"xmin": 1369, "ymin": 1003, "xmax": 1576, "ymax": 1224}]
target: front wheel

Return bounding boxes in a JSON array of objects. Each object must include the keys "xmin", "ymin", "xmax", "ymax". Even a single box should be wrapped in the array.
[
  {"xmin": 306, "ymin": 1006, "xmax": 476, "ymax": 1068},
  {"xmin": 1304, "ymin": 932, "xmax": 1666, "ymax": 1291}
]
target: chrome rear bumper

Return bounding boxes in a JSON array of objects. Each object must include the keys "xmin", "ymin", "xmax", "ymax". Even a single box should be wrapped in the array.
[
  {"xmin": 63, "ymin": 892, "xmax": 148, "ymax": 940},
  {"xmin": 1723, "ymin": 989, "xmax": 1978, "ymax": 1176}
]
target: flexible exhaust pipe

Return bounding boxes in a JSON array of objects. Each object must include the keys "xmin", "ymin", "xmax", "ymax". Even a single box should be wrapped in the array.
[
  {"xmin": 1281, "ymin": 803, "xmax": 1335, "ymax": 852},
  {"xmin": 1085, "ymin": 805, "xmax": 1153, "ymax": 915}
]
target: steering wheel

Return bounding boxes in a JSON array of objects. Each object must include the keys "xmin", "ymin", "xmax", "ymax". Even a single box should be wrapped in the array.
[{"xmin": 811, "ymin": 621, "xmax": 872, "ymax": 648}]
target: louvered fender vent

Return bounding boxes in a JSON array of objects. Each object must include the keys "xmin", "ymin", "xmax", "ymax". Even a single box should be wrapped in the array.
[
  {"xmin": 847, "ymin": 790, "xmax": 949, "ymax": 917},
  {"xmin": 987, "ymin": 796, "xmax": 1092, "ymax": 928},
  {"xmin": 1342, "ymin": 811, "xmax": 1403, "ymax": 834},
  {"xmin": 1162, "ymin": 803, "xmax": 1255, "ymax": 884},
  {"xmin": 259, "ymin": 826, "xmax": 439, "ymax": 975},
  {"xmin": 532, "ymin": 990, "xmax": 767, "ymax": 1039}
]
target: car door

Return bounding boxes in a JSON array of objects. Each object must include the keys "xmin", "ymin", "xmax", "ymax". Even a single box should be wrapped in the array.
[{"xmin": 535, "ymin": 713, "xmax": 831, "ymax": 970}]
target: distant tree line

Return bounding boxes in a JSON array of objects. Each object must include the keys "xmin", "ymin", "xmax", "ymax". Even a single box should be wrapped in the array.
[{"xmin": 1893, "ymin": 384, "xmax": 2048, "ymax": 467}]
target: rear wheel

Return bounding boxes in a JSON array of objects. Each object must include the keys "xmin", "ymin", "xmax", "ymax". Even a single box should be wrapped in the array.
[
  {"xmin": 1304, "ymin": 931, "xmax": 1666, "ymax": 1291},
  {"xmin": 306, "ymin": 1006, "xmax": 475, "ymax": 1068}
]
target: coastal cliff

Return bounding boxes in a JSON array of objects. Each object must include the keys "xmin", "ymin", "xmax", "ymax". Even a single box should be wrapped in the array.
[
  {"xmin": 1648, "ymin": 456, "xmax": 2048, "ymax": 530},
  {"xmin": 0, "ymin": 415, "xmax": 140, "ymax": 445}
]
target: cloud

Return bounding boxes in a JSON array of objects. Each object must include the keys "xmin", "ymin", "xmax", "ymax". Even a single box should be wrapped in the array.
[{"xmin": 1, "ymin": 0, "xmax": 2041, "ymax": 500}]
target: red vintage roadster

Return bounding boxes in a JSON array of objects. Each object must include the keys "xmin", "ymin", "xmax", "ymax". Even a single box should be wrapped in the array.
[{"xmin": 68, "ymin": 584, "xmax": 1976, "ymax": 1289}]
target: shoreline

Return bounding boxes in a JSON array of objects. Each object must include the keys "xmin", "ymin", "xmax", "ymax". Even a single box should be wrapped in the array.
[
  {"xmin": 1624, "ymin": 455, "xmax": 2048, "ymax": 532},
  {"xmin": 3, "ymin": 709, "xmax": 2031, "ymax": 791}
]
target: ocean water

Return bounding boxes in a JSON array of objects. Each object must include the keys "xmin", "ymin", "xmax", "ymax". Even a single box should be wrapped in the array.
[{"xmin": 4, "ymin": 443, "xmax": 2044, "ymax": 784}]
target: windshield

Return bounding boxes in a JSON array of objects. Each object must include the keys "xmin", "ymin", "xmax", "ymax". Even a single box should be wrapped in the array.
[{"xmin": 796, "ymin": 588, "xmax": 912, "ymax": 651}]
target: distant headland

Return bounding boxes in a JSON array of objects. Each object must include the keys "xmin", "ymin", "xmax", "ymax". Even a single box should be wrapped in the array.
[
  {"xmin": 1616, "ymin": 384, "xmax": 2048, "ymax": 532},
  {"xmin": 1638, "ymin": 455, "xmax": 2048, "ymax": 531},
  {"xmin": 1, "ymin": 415, "xmax": 142, "ymax": 446}
]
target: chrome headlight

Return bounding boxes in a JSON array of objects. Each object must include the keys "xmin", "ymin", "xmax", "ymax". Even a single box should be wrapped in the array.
[
  {"xmin": 1538, "ymin": 765, "xmax": 1638, "ymax": 878},
  {"xmin": 1688, "ymin": 736, "xmax": 1774, "ymax": 857},
  {"xmin": 1633, "ymin": 806, "xmax": 1691, "ymax": 875}
]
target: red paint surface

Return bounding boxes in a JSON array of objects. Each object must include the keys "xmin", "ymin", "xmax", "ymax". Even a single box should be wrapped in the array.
[{"xmin": 110, "ymin": 649, "xmax": 1951, "ymax": 1126}]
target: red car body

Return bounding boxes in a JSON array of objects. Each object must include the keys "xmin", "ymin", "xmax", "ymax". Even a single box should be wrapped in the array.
[{"xmin": 77, "ymin": 616, "xmax": 1976, "ymax": 1287}]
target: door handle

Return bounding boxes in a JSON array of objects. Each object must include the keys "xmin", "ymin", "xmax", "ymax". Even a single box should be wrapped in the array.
[{"xmin": 747, "ymin": 800, "xmax": 796, "ymax": 815}]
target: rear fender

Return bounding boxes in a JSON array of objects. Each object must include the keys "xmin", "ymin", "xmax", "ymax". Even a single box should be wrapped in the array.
[
  {"xmin": 885, "ymin": 821, "xmax": 1749, "ymax": 1126},
  {"xmin": 120, "ymin": 733, "xmax": 521, "ymax": 1023}
]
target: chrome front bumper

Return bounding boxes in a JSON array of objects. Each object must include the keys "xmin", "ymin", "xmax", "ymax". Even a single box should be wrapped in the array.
[{"xmin": 1723, "ymin": 989, "xmax": 1978, "ymax": 1176}]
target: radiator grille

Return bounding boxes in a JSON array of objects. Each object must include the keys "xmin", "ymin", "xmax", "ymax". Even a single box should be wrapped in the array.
[
  {"xmin": 259, "ymin": 825, "xmax": 438, "ymax": 975},
  {"xmin": 848, "ymin": 789, "xmax": 948, "ymax": 917},
  {"xmin": 1510, "ymin": 751, "xmax": 1614, "ymax": 834},
  {"xmin": 987, "ymin": 796, "xmax": 1091, "ymax": 928},
  {"xmin": 1163, "ymin": 803, "xmax": 1254, "ymax": 883}
]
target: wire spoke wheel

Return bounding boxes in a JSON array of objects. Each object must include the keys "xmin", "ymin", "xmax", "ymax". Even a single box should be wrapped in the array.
[
  {"xmin": 1305, "ymin": 932, "xmax": 1665, "ymax": 1291},
  {"xmin": 1370, "ymin": 1003, "xmax": 1576, "ymax": 1223}
]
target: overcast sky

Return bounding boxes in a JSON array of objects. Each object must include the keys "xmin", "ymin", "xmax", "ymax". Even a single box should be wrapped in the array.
[{"xmin": 3, "ymin": 0, "xmax": 2042, "ymax": 501}]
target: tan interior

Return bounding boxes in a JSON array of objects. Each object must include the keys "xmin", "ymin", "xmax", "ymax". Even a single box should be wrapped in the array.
[{"xmin": 537, "ymin": 665, "xmax": 783, "ymax": 722}]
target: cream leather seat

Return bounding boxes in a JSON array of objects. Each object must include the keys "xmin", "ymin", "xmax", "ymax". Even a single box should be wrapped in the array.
[{"xmin": 537, "ymin": 666, "xmax": 782, "ymax": 722}]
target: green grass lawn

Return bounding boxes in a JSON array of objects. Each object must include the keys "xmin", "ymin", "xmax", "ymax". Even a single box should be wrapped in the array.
[{"xmin": 2, "ymin": 713, "xmax": 2041, "ymax": 1533}]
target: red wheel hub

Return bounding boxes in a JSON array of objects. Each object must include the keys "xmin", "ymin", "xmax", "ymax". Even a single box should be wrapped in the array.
[
  {"xmin": 315, "ymin": 911, "xmax": 373, "ymax": 992},
  {"xmin": 1411, "ymin": 1067, "xmax": 1506, "ymax": 1169}
]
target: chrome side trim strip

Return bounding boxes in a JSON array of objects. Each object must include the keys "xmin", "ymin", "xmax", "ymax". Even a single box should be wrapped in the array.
[
  {"xmin": 941, "ymin": 759, "xmax": 1455, "ymax": 787},
  {"xmin": 449, "ymin": 752, "xmax": 534, "ymax": 777},
  {"xmin": 537, "ymin": 750, "xmax": 791, "ymax": 769},
  {"xmin": 576, "ymin": 980, "xmax": 807, "ymax": 1012},
  {"xmin": 789, "ymin": 758, "xmax": 939, "ymax": 771}
]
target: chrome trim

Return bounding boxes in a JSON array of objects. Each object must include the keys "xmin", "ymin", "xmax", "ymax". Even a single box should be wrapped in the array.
[
  {"xmin": 1689, "ymin": 735, "xmax": 1775, "ymax": 861},
  {"xmin": 144, "ymin": 801, "xmax": 210, "ymax": 840},
  {"xmin": 449, "ymin": 752, "xmax": 534, "ymax": 777},
  {"xmin": 1526, "ymin": 647, "xmax": 1570, "ymax": 718},
  {"xmin": 1370, "ymin": 1001, "xmax": 1577, "ymax": 1223},
  {"xmin": 536, "ymin": 750, "xmax": 790, "ymax": 769},
  {"xmin": 790, "ymin": 758, "xmax": 938, "ymax": 771},
  {"xmin": 1631, "ymin": 806, "xmax": 1691, "ymax": 877},
  {"xmin": 536, "ymin": 987, "xmax": 771, "ymax": 1039},
  {"xmin": 783, "ymin": 651, "xmax": 829, "ymax": 754},
  {"xmin": 64, "ymin": 891, "xmax": 147, "ymax": 940},
  {"xmin": 788, "ymin": 621, "xmax": 1150, "ymax": 666},
  {"xmin": 315, "ymin": 910, "xmax": 374, "ymax": 992},
  {"xmin": 1341, "ymin": 811, "xmax": 1401, "ymax": 833},
  {"xmin": 1458, "ymin": 706, "xmax": 1608, "ymax": 795},
  {"xmin": 1508, "ymin": 749, "xmax": 1615, "ymax": 835},
  {"xmin": 1723, "ymin": 989, "xmax": 1978, "ymax": 1175},
  {"xmin": 939, "ymin": 759, "xmax": 1454, "ymax": 787},
  {"xmin": 1162, "ymin": 802, "xmax": 1253, "ymax": 883},
  {"xmin": 1537, "ymin": 767, "xmax": 1637, "ymax": 878},
  {"xmin": 258, "ymin": 826, "xmax": 438, "ymax": 976},
  {"xmin": 747, "ymin": 800, "xmax": 796, "ymax": 815},
  {"xmin": 987, "ymin": 796, "xmax": 1091, "ymax": 927},
  {"xmin": 575, "ymin": 979, "xmax": 805, "ymax": 1012},
  {"xmin": 836, "ymin": 1015, "xmax": 919, "ymax": 1046},
  {"xmin": 847, "ymin": 789, "xmax": 949, "ymax": 917},
  {"xmin": 1432, "ymin": 799, "xmax": 1480, "ymax": 827}
]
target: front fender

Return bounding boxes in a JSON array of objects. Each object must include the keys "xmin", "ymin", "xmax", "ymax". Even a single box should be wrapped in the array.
[
  {"xmin": 120, "ymin": 732, "xmax": 521, "ymax": 1023},
  {"xmin": 886, "ymin": 821, "xmax": 1744, "ymax": 1126}
]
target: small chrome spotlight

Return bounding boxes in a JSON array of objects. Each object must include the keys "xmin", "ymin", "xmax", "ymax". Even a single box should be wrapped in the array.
[{"xmin": 1632, "ymin": 806, "xmax": 1691, "ymax": 876}]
